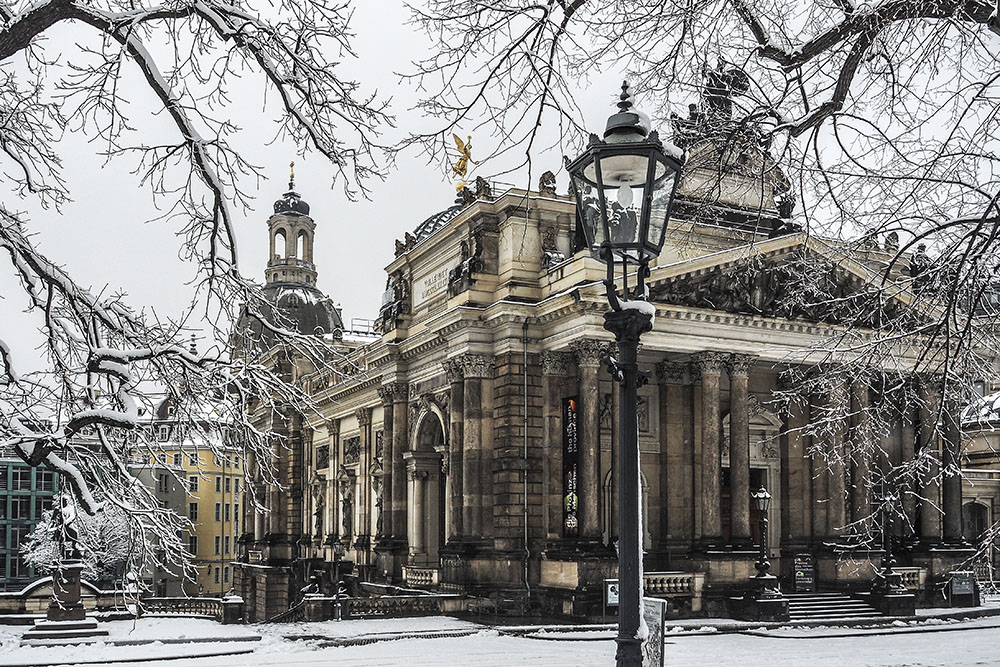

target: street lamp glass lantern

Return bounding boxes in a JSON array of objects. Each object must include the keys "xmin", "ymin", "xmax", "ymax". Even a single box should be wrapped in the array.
[
  {"xmin": 567, "ymin": 83, "xmax": 684, "ymax": 265},
  {"xmin": 753, "ymin": 486, "xmax": 772, "ymax": 513},
  {"xmin": 332, "ymin": 541, "xmax": 345, "ymax": 559}
]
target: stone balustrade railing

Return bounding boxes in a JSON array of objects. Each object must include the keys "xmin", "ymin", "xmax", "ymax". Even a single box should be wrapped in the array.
[
  {"xmin": 141, "ymin": 596, "xmax": 244, "ymax": 624},
  {"xmin": 344, "ymin": 595, "xmax": 444, "ymax": 619},
  {"xmin": 643, "ymin": 571, "xmax": 705, "ymax": 597},
  {"xmin": 402, "ymin": 566, "xmax": 439, "ymax": 587}
]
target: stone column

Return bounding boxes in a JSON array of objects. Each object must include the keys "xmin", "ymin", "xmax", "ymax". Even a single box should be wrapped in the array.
[
  {"xmin": 377, "ymin": 387, "xmax": 394, "ymax": 540},
  {"xmin": 327, "ymin": 420, "xmax": 340, "ymax": 547},
  {"xmin": 849, "ymin": 380, "xmax": 872, "ymax": 527},
  {"xmin": 356, "ymin": 407, "xmax": 372, "ymax": 546},
  {"xmin": 693, "ymin": 351, "xmax": 727, "ymax": 547},
  {"xmin": 443, "ymin": 359, "xmax": 465, "ymax": 540},
  {"xmin": 410, "ymin": 470, "xmax": 428, "ymax": 553},
  {"xmin": 727, "ymin": 354, "xmax": 755, "ymax": 547},
  {"xmin": 657, "ymin": 361, "xmax": 691, "ymax": 551},
  {"xmin": 917, "ymin": 375, "xmax": 942, "ymax": 544},
  {"xmin": 826, "ymin": 377, "xmax": 848, "ymax": 538},
  {"xmin": 778, "ymin": 378, "xmax": 811, "ymax": 544},
  {"xmin": 460, "ymin": 354, "xmax": 492, "ymax": 539},
  {"xmin": 388, "ymin": 382, "xmax": 410, "ymax": 543},
  {"xmin": 573, "ymin": 340, "xmax": 606, "ymax": 540},
  {"xmin": 942, "ymin": 390, "xmax": 964, "ymax": 544},
  {"xmin": 808, "ymin": 394, "xmax": 828, "ymax": 543},
  {"xmin": 542, "ymin": 352, "xmax": 571, "ymax": 538},
  {"xmin": 899, "ymin": 379, "xmax": 918, "ymax": 537}
]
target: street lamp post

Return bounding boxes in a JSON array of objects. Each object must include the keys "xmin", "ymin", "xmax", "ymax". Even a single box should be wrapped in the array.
[
  {"xmin": 750, "ymin": 486, "xmax": 779, "ymax": 597},
  {"xmin": 872, "ymin": 487, "xmax": 905, "ymax": 594},
  {"xmin": 566, "ymin": 82, "xmax": 683, "ymax": 667},
  {"xmin": 332, "ymin": 540, "xmax": 345, "ymax": 621}
]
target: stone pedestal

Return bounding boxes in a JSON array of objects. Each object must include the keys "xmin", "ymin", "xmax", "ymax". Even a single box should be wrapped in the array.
[
  {"xmin": 22, "ymin": 562, "xmax": 109, "ymax": 642},
  {"xmin": 374, "ymin": 537, "xmax": 407, "ymax": 581},
  {"xmin": 863, "ymin": 590, "xmax": 916, "ymax": 617},
  {"xmin": 538, "ymin": 539, "xmax": 618, "ymax": 617}
]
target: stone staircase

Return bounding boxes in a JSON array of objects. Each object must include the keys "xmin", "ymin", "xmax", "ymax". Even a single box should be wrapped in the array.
[{"xmin": 785, "ymin": 592, "xmax": 884, "ymax": 622}]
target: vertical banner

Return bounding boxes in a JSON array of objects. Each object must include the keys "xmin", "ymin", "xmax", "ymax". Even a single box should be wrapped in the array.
[
  {"xmin": 642, "ymin": 598, "xmax": 667, "ymax": 667},
  {"xmin": 562, "ymin": 397, "xmax": 580, "ymax": 537}
]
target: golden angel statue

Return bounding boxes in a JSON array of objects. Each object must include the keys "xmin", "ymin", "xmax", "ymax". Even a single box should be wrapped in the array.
[{"xmin": 452, "ymin": 133, "xmax": 477, "ymax": 190}]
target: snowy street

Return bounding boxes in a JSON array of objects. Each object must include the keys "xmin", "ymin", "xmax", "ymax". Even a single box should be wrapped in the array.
[{"xmin": 5, "ymin": 616, "xmax": 1000, "ymax": 666}]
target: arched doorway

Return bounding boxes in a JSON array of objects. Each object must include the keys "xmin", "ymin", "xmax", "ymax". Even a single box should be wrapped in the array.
[{"xmin": 404, "ymin": 408, "xmax": 446, "ymax": 566}]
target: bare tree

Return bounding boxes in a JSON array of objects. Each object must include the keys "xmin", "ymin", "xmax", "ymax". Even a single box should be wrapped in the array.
[{"xmin": 0, "ymin": 0, "xmax": 390, "ymax": 588}]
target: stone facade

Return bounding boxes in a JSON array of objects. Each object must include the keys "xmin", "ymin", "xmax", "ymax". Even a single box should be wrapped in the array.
[{"xmin": 235, "ymin": 144, "xmax": 999, "ymax": 620}]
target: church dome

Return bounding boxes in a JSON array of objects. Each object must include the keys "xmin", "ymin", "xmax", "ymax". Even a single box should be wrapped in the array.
[
  {"xmin": 412, "ymin": 203, "xmax": 462, "ymax": 243},
  {"xmin": 273, "ymin": 189, "xmax": 310, "ymax": 217}
]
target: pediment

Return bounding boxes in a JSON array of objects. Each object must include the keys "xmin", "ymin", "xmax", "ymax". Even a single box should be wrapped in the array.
[{"xmin": 648, "ymin": 233, "xmax": 924, "ymax": 329}]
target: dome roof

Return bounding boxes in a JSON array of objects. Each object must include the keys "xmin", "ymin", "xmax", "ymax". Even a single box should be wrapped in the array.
[
  {"xmin": 235, "ymin": 283, "xmax": 343, "ymax": 351},
  {"xmin": 273, "ymin": 189, "xmax": 310, "ymax": 217},
  {"xmin": 413, "ymin": 203, "xmax": 462, "ymax": 243}
]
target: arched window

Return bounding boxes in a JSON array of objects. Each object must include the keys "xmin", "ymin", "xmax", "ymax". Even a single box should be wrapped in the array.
[
  {"xmin": 297, "ymin": 230, "xmax": 308, "ymax": 260},
  {"xmin": 273, "ymin": 229, "xmax": 287, "ymax": 259}
]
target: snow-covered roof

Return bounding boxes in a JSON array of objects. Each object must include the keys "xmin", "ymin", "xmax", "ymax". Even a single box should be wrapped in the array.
[{"xmin": 963, "ymin": 391, "xmax": 1000, "ymax": 428}]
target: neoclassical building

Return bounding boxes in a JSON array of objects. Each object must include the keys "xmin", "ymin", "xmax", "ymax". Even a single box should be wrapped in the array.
[{"xmin": 234, "ymin": 130, "xmax": 997, "ymax": 620}]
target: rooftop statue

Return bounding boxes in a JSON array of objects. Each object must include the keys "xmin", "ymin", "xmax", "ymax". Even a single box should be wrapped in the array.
[{"xmin": 452, "ymin": 133, "xmax": 477, "ymax": 191}]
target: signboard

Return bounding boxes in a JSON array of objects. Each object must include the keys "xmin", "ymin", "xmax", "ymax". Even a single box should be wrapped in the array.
[
  {"xmin": 605, "ymin": 579, "xmax": 620, "ymax": 607},
  {"xmin": 793, "ymin": 553, "xmax": 815, "ymax": 593},
  {"xmin": 642, "ymin": 598, "xmax": 667, "ymax": 667},
  {"xmin": 952, "ymin": 571, "xmax": 974, "ymax": 595},
  {"xmin": 414, "ymin": 265, "xmax": 451, "ymax": 306},
  {"xmin": 562, "ymin": 397, "xmax": 580, "ymax": 537}
]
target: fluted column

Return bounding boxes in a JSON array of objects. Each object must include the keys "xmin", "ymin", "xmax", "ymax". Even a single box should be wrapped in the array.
[
  {"xmin": 409, "ymin": 470, "xmax": 428, "ymax": 553},
  {"xmin": 694, "ymin": 352, "xmax": 727, "ymax": 547},
  {"xmin": 917, "ymin": 375, "xmax": 942, "ymax": 544},
  {"xmin": 376, "ymin": 387, "xmax": 394, "ymax": 540},
  {"xmin": 542, "ymin": 352, "xmax": 571, "ymax": 538},
  {"xmin": 388, "ymin": 382, "xmax": 410, "ymax": 543},
  {"xmin": 460, "ymin": 354, "xmax": 492, "ymax": 538},
  {"xmin": 942, "ymin": 389, "xmax": 964, "ymax": 543},
  {"xmin": 573, "ymin": 340, "xmax": 606, "ymax": 540},
  {"xmin": 356, "ymin": 407, "xmax": 372, "ymax": 544},
  {"xmin": 727, "ymin": 354, "xmax": 755, "ymax": 547},
  {"xmin": 808, "ymin": 392, "xmax": 828, "ymax": 542},
  {"xmin": 657, "ymin": 361, "xmax": 691, "ymax": 548},
  {"xmin": 848, "ymin": 380, "xmax": 872, "ymax": 527},
  {"xmin": 826, "ymin": 377, "xmax": 848, "ymax": 538},
  {"xmin": 443, "ymin": 360, "xmax": 465, "ymax": 540}
]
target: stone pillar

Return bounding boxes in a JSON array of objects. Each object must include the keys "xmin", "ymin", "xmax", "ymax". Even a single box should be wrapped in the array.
[
  {"xmin": 917, "ymin": 375, "xmax": 942, "ymax": 544},
  {"xmin": 460, "ymin": 354, "xmax": 492, "ymax": 538},
  {"xmin": 779, "ymin": 380, "xmax": 811, "ymax": 544},
  {"xmin": 899, "ymin": 380, "xmax": 918, "ymax": 537},
  {"xmin": 356, "ymin": 407, "xmax": 372, "ymax": 548},
  {"xmin": 573, "ymin": 340, "xmax": 606, "ymax": 540},
  {"xmin": 693, "ymin": 351, "xmax": 727, "ymax": 547},
  {"xmin": 849, "ymin": 380, "xmax": 872, "ymax": 527},
  {"xmin": 727, "ymin": 354, "xmax": 755, "ymax": 547},
  {"xmin": 942, "ymin": 390, "xmax": 964, "ymax": 544},
  {"xmin": 826, "ymin": 377, "xmax": 848, "ymax": 538},
  {"xmin": 377, "ymin": 386, "xmax": 394, "ymax": 540},
  {"xmin": 542, "ymin": 352, "xmax": 571, "ymax": 538},
  {"xmin": 657, "ymin": 361, "xmax": 692, "ymax": 552},
  {"xmin": 410, "ymin": 470, "xmax": 427, "ymax": 553},
  {"xmin": 327, "ymin": 420, "xmax": 340, "ymax": 546},
  {"xmin": 808, "ymin": 394, "xmax": 828, "ymax": 543},
  {"xmin": 443, "ymin": 360, "xmax": 465, "ymax": 540},
  {"xmin": 388, "ymin": 382, "xmax": 410, "ymax": 543}
]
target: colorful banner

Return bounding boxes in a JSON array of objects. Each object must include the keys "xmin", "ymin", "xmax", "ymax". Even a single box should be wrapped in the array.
[{"xmin": 562, "ymin": 397, "xmax": 579, "ymax": 537}]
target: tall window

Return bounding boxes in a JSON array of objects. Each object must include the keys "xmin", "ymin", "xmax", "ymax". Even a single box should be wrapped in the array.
[
  {"xmin": 224, "ymin": 535, "xmax": 230, "ymax": 554},
  {"xmin": 224, "ymin": 477, "xmax": 231, "ymax": 494},
  {"xmin": 35, "ymin": 497, "xmax": 52, "ymax": 518},
  {"xmin": 224, "ymin": 503, "xmax": 231, "ymax": 522},
  {"xmin": 188, "ymin": 453, "xmax": 199, "ymax": 467},
  {"xmin": 189, "ymin": 476, "xmax": 199, "ymax": 492},
  {"xmin": 11, "ymin": 496, "xmax": 30, "ymax": 520},
  {"xmin": 158, "ymin": 426, "xmax": 170, "ymax": 441},
  {"xmin": 215, "ymin": 503, "xmax": 221, "ymax": 522},
  {"xmin": 214, "ymin": 567, "xmax": 220, "ymax": 584},
  {"xmin": 189, "ymin": 503, "xmax": 199, "ymax": 521},
  {"xmin": 215, "ymin": 476, "xmax": 222, "ymax": 493},
  {"xmin": 224, "ymin": 566, "xmax": 230, "ymax": 583},
  {"xmin": 173, "ymin": 453, "xmax": 182, "ymax": 467},
  {"xmin": 214, "ymin": 535, "xmax": 221, "ymax": 555},
  {"xmin": 38, "ymin": 471, "xmax": 55, "ymax": 491},
  {"xmin": 188, "ymin": 535, "xmax": 198, "ymax": 555},
  {"xmin": 234, "ymin": 479, "xmax": 240, "ymax": 495}
]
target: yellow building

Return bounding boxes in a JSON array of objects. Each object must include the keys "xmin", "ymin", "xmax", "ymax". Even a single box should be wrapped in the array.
[{"xmin": 143, "ymin": 396, "xmax": 243, "ymax": 597}]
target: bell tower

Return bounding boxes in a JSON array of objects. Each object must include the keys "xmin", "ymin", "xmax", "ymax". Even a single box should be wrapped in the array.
[{"xmin": 266, "ymin": 162, "xmax": 318, "ymax": 286}]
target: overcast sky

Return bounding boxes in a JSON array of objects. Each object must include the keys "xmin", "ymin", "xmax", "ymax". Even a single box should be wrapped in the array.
[{"xmin": 0, "ymin": 1, "xmax": 637, "ymax": 372}]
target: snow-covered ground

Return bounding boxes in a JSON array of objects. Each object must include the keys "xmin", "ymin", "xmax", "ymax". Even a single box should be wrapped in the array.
[{"xmin": 4, "ymin": 615, "xmax": 1000, "ymax": 666}]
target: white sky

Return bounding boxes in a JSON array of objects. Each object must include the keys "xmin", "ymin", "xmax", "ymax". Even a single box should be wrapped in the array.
[{"xmin": 0, "ymin": 1, "xmax": 642, "ymax": 373}]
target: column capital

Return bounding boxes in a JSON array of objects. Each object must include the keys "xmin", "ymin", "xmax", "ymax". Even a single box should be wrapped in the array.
[
  {"xmin": 458, "ymin": 353, "xmax": 494, "ymax": 379},
  {"xmin": 541, "ymin": 351, "xmax": 572, "ymax": 376},
  {"xmin": 572, "ymin": 339, "xmax": 611, "ymax": 368},
  {"xmin": 442, "ymin": 358, "xmax": 464, "ymax": 384},
  {"xmin": 726, "ymin": 353, "xmax": 757, "ymax": 377},
  {"xmin": 326, "ymin": 419, "xmax": 340, "ymax": 438},
  {"xmin": 692, "ymin": 351, "xmax": 728, "ymax": 375},
  {"xmin": 382, "ymin": 381, "xmax": 409, "ymax": 403},
  {"xmin": 355, "ymin": 407, "xmax": 372, "ymax": 426},
  {"xmin": 376, "ymin": 384, "xmax": 394, "ymax": 407},
  {"xmin": 655, "ymin": 361, "xmax": 687, "ymax": 384}
]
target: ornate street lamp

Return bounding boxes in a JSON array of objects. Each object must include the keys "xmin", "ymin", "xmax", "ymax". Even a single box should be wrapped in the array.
[
  {"xmin": 332, "ymin": 540, "xmax": 346, "ymax": 621},
  {"xmin": 872, "ymin": 486, "xmax": 906, "ymax": 594},
  {"xmin": 566, "ymin": 82, "xmax": 683, "ymax": 667},
  {"xmin": 750, "ymin": 486, "xmax": 782, "ymax": 598}
]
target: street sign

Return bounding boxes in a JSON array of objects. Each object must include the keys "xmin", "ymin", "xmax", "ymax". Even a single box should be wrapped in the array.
[
  {"xmin": 642, "ymin": 598, "xmax": 666, "ymax": 667},
  {"xmin": 605, "ymin": 578, "xmax": 620, "ymax": 607},
  {"xmin": 952, "ymin": 571, "xmax": 974, "ymax": 595},
  {"xmin": 793, "ymin": 553, "xmax": 815, "ymax": 592}
]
